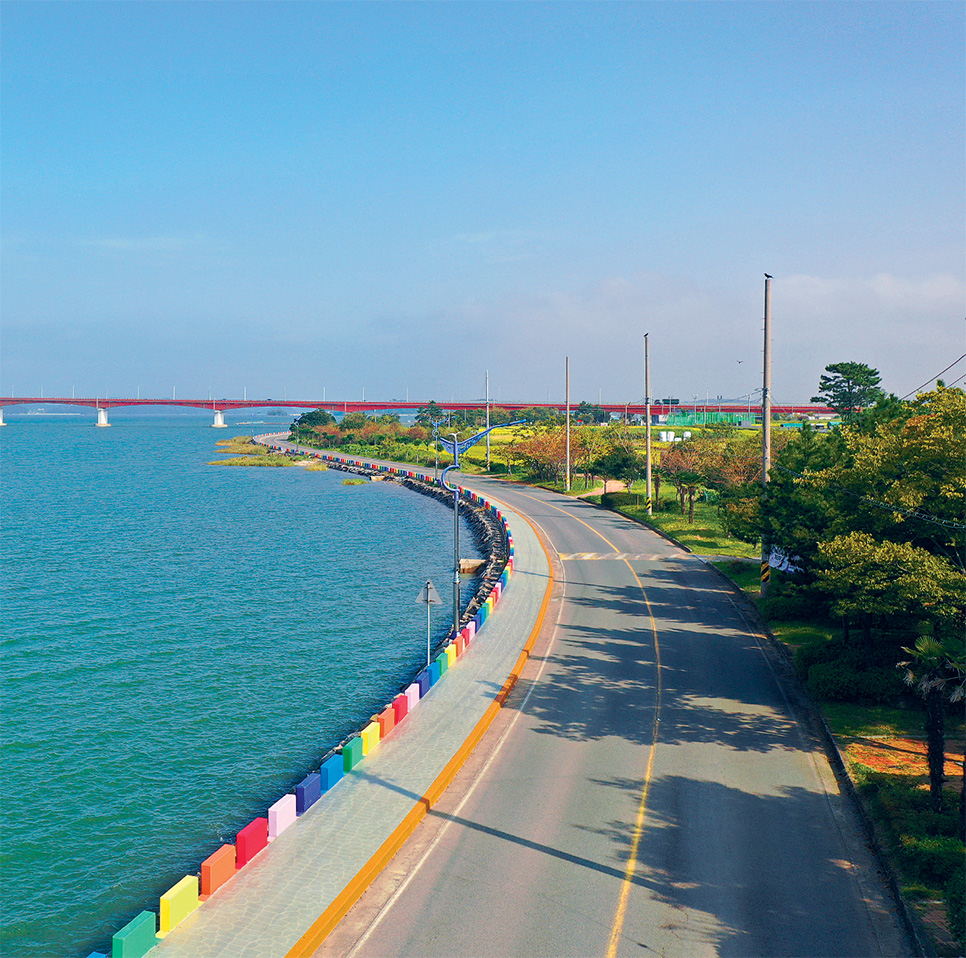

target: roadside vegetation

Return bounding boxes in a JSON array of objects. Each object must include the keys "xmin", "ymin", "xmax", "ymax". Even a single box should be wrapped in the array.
[
  {"xmin": 288, "ymin": 372, "xmax": 964, "ymax": 952},
  {"xmin": 210, "ymin": 435, "xmax": 327, "ymax": 469}
]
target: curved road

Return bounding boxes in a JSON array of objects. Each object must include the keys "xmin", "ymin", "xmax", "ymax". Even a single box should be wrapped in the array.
[{"xmin": 315, "ymin": 474, "xmax": 910, "ymax": 958}]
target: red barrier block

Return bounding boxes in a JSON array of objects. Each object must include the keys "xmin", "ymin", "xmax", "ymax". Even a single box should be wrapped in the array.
[
  {"xmin": 200, "ymin": 844, "xmax": 235, "ymax": 899},
  {"xmin": 378, "ymin": 705, "xmax": 395, "ymax": 737},
  {"xmin": 393, "ymin": 692, "xmax": 408, "ymax": 724},
  {"xmin": 236, "ymin": 817, "xmax": 268, "ymax": 868}
]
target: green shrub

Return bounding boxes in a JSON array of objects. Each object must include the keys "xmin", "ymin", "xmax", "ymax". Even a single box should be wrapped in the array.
[
  {"xmin": 896, "ymin": 835, "xmax": 964, "ymax": 888},
  {"xmin": 947, "ymin": 868, "xmax": 965, "ymax": 951},
  {"xmin": 762, "ymin": 594, "xmax": 818, "ymax": 622},
  {"xmin": 807, "ymin": 662, "xmax": 905, "ymax": 705}
]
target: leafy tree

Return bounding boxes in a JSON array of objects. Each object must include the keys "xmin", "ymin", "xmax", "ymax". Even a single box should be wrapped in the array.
[
  {"xmin": 338, "ymin": 411, "xmax": 368, "ymax": 432},
  {"xmin": 592, "ymin": 448, "xmax": 644, "ymax": 492},
  {"xmin": 415, "ymin": 401, "xmax": 445, "ymax": 426},
  {"xmin": 297, "ymin": 408, "xmax": 336, "ymax": 427},
  {"xmin": 817, "ymin": 532, "xmax": 966, "ymax": 652},
  {"xmin": 575, "ymin": 401, "xmax": 610, "ymax": 424},
  {"xmin": 811, "ymin": 361, "xmax": 884, "ymax": 420}
]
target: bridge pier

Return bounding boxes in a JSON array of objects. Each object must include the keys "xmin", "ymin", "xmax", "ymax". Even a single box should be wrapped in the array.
[
  {"xmin": 96, "ymin": 407, "xmax": 110, "ymax": 427},
  {"xmin": 0, "ymin": 408, "xmax": 5, "ymax": 426},
  {"xmin": 212, "ymin": 410, "xmax": 227, "ymax": 428}
]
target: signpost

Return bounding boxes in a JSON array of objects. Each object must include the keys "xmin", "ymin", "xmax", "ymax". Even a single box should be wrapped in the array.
[{"xmin": 415, "ymin": 579, "xmax": 442, "ymax": 666}]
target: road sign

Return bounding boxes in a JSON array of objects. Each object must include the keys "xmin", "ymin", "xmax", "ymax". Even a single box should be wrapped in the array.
[{"xmin": 416, "ymin": 580, "xmax": 442, "ymax": 605}]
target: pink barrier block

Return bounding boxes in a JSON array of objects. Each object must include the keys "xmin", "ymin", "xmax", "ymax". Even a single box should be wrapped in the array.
[
  {"xmin": 236, "ymin": 817, "xmax": 269, "ymax": 868},
  {"xmin": 405, "ymin": 682, "xmax": 420, "ymax": 711},
  {"xmin": 268, "ymin": 794, "xmax": 297, "ymax": 841},
  {"xmin": 393, "ymin": 692, "xmax": 409, "ymax": 723}
]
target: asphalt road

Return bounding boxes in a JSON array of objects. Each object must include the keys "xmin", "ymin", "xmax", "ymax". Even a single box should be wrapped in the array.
[{"xmin": 318, "ymin": 476, "xmax": 911, "ymax": 958}]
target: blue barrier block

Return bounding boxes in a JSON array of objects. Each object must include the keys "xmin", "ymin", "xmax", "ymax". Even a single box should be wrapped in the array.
[
  {"xmin": 428, "ymin": 661, "xmax": 441, "ymax": 685},
  {"xmin": 416, "ymin": 669, "xmax": 431, "ymax": 697},
  {"xmin": 296, "ymin": 772, "xmax": 322, "ymax": 815},
  {"xmin": 321, "ymin": 754, "xmax": 343, "ymax": 793}
]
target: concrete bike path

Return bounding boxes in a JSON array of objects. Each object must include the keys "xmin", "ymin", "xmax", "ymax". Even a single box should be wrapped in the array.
[{"xmin": 151, "ymin": 462, "xmax": 551, "ymax": 958}]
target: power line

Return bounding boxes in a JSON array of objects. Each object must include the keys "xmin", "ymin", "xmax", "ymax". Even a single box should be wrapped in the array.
[
  {"xmin": 772, "ymin": 464, "xmax": 966, "ymax": 531},
  {"xmin": 900, "ymin": 354, "xmax": 966, "ymax": 400}
]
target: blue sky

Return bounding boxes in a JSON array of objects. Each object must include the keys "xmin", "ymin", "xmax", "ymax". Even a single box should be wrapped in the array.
[{"xmin": 3, "ymin": 1, "xmax": 963, "ymax": 406}]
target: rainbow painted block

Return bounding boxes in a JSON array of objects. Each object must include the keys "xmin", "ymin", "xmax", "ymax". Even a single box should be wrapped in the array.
[
  {"xmin": 455, "ymin": 635, "xmax": 465, "ymax": 656},
  {"xmin": 405, "ymin": 682, "xmax": 420, "ymax": 711},
  {"xmin": 343, "ymin": 736, "xmax": 364, "ymax": 771},
  {"xmin": 158, "ymin": 874, "xmax": 199, "ymax": 937},
  {"xmin": 268, "ymin": 794, "xmax": 297, "ymax": 839},
  {"xmin": 361, "ymin": 720, "xmax": 380, "ymax": 755},
  {"xmin": 378, "ymin": 704, "xmax": 395, "ymax": 737},
  {"xmin": 112, "ymin": 911, "xmax": 156, "ymax": 958},
  {"xmin": 200, "ymin": 844, "xmax": 235, "ymax": 898},
  {"xmin": 435, "ymin": 652, "xmax": 448, "ymax": 676},
  {"xmin": 236, "ymin": 817, "xmax": 268, "ymax": 868},
  {"xmin": 429, "ymin": 661, "xmax": 441, "ymax": 684},
  {"xmin": 321, "ymin": 753, "xmax": 344, "ymax": 792},
  {"xmin": 445, "ymin": 644, "xmax": 457, "ymax": 668},
  {"xmin": 392, "ymin": 692, "xmax": 409, "ymax": 724},
  {"xmin": 416, "ymin": 669, "xmax": 431, "ymax": 695},
  {"xmin": 86, "ymin": 953, "xmax": 108, "ymax": 958},
  {"xmin": 296, "ymin": 773, "xmax": 322, "ymax": 815}
]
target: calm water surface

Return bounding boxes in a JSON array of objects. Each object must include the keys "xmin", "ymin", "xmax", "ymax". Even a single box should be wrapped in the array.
[{"xmin": 0, "ymin": 414, "xmax": 477, "ymax": 957}]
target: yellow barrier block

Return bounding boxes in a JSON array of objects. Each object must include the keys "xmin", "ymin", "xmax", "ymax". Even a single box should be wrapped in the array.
[
  {"xmin": 445, "ymin": 644, "xmax": 457, "ymax": 669},
  {"xmin": 158, "ymin": 874, "xmax": 200, "ymax": 937},
  {"xmin": 361, "ymin": 720, "xmax": 381, "ymax": 756}
]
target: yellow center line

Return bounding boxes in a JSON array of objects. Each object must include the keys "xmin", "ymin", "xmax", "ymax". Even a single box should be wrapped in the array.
[{"xmin": 505, "ymin": 489, "xmax": 663, "ymax": 957}]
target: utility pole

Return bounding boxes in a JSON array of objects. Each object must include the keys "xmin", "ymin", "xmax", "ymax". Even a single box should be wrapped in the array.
[
  {"xmin": 761, "ymin": 274, "xmax": 773, "ymax": 597},
  {"xmin": 565, "ymin": 356, "xmax": 571, "ymax": 491},
  {"xmin": 645, "ymin": 334, "xmax": 652, "ymax": 515}
]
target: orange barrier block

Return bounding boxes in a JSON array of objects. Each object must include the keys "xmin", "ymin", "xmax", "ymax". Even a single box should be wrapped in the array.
[
  {"xmin": 200, "ymin": 844, "xmax": 235, "ymax": 899},
  {"xmin": 378, "ymin": 705, "xmax": 395, "ymax": 737},
  {"xmin": 455, "ymin": 635, "xmax": 465, "ymax": 656}
]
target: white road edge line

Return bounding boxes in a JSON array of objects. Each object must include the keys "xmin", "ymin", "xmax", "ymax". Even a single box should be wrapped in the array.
[{"xmin": 344, "ymin": 515, "xmax": 568, "ymax": 958}]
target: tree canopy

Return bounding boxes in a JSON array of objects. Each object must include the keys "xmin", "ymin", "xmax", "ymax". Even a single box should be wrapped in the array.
[{"xmin": 811, "ymin": 361, "xmax": 884, "ymax": 420}]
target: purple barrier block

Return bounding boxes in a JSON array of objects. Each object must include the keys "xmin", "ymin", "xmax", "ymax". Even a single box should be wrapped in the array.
[
  {"xmin": 321, "ymin": 753, "xmax": 344, "ymax": 792},
  {"xmin": 268, "ymin": 794, "xmax": 297, "ymax": 840},
  {"xmin": 405, "ymin": 682, "xmax": 420, "ymax": 711},
  {"xmin": 296, "ymin": 772, "xmax": 322, "ymax": 815},
  {"xmin": 416, "ymin": 669, "xmax": 431, "ymax": 697}
]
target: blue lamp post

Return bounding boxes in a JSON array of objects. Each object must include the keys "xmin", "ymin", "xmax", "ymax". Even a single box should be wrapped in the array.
[{"xmin": 436, "ymin": 420, "xmax": 525, "ymax": 639}]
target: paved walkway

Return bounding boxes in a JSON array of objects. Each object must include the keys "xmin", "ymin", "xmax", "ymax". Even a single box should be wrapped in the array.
[{"xmin": 151, "ymin": 470, "xmax": 550, "ymax": 958}]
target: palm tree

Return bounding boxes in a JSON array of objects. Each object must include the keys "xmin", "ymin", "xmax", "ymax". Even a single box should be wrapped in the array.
[{"xmin": 898, "ymin": 636, "xmax": 961, "ymax": 813}]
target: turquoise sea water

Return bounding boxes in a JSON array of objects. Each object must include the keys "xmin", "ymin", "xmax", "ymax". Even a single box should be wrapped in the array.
[{"xmin": 0, "ymin": 414, "xmax": 478, "ymax": 958}]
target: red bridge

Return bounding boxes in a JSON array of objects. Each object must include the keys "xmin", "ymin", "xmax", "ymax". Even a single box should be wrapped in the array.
[{"xmin": 0, "ymin": 397, "xmax": 833, "ymax": 427}]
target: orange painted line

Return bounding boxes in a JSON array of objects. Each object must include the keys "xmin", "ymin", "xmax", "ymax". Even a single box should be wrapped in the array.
[{"xmin": 284, "ymin": 503, "xmax": 554, "ymax": 958}]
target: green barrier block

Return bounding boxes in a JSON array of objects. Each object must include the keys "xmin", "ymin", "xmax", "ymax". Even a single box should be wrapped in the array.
[
  {"xmin": 343, "ymin": 736, "xmax": 364, "ymax": 772},
  {"xmin": 435, "ymin": 650, "xmax": 449, "ymax": 676},
  {"xmin": 112, "ymin": 911, "xmax": 156, "ymax": 958}
]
